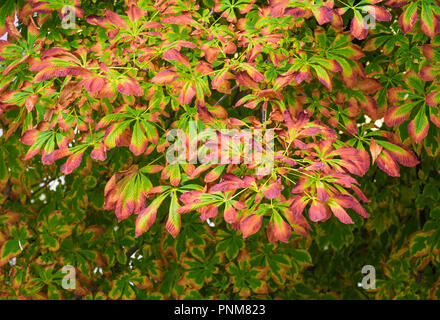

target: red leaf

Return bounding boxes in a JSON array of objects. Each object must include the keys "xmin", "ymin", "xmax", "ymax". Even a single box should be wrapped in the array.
[
  {"xmin": 316, "ymin": 182, "xmax": 329, "ymax": 202},
  {"xmin": 20, "ymin": 129, "xmax": 39, "ymax": 145},
  {"xmin": 82, "ymin": 76, "xmax": 106, "ymax": 93},
  {"xmin": 289, "ymin": 196, "xmax": 309, "ymax": 219},
  {"xmin": 25, "ymin": 94, "xmax": 38, "ymax": 112},
  {"xmin": 105, "ymin": 10, "xmax": 128, "ymax": 28},
  {"xmin": 178, "ymin": 83, "xmax": 196, "ymax": 105},
  {"xmin": 350, "ymin": 15, "xmax": 368, "ymax": 40},
  {"xmin": 420, "ymin": 65, "xmax": 437, "ymax": 81},
  {"xmin": 151, "ymin": 70, "xmax": 179, "ymax": 84},
  {"xmin": 145, "ymin": 21, "xmax": 164, "ymax": 28},
  {"xmin": 34, "ymin": 66, "xmax": 91, "ymax": 82},
  {"xmin": 202, "ymin": 46, "xmax": 220, "ymax": 63},
  {"xmin": 313, "ymin": 6, "xmax": 333, "ymax": 25},
  {"xmin": 240, "ymin": 214, "xmax": 263, "ymax": 238},
  {"xmin": 328, "ymin": 201, "xmax": 353, "ymax": 224},
  {"xmin": 5, "ymin": 16, "xmax": 22, "ymax": 40},
  {"xmin": 368, "ymin": 6, "xmax": 392, "ymax": 21},
  {"xmin": 261, "ymin": 179, "xmax": 283, "ymax": 199},
  {"xmin": 408, "ymin": 115, "xmax": 429, "ymax": 144},
  {"xmin": 116, "ymin": 78, "xmax": 143, "ymax": 96},
  {"xmin": 224, "ymin": 205, "xmax": 238, "ymax": 224},
  {"xmin": 376, "ymin": 150, "xmax": 400, "ymax": 177},
  {"xmin": 426, "ymin": 91, "xmax": 440, "ymax": 106},
  {"xmin": 91, "ymin": 144, "xmax": 107, "ymax": 161},
  {"xmin": 275, "ymin": 70, "xmax": 296, "ymax": 88},
  {"xmin": 195, "ymin": 61, "xmax": 213, "ymax": 75},
  {"xmin": 385, "ymin": 142, "xmax": 419, "ymax": 167},
  {"xmin": 309, "ymin": 200, "xmax": 327, "ymax": 222},
  {"xmin": 42, "ymin": 148, "xmax": 71, "ymax": 164},
  {"xmin": 235, "ymin": 71, "xmax": 258, "ymax": 89},
  {"xmin": 163, "ymin": 49, "xmax": 190, "ymax": 67},
  {"xmin": 162, "ymin": 15, "xmax": 194, "ymax": 25},
  {"xmin": 267, "ymin": 214, "xmax": 291, "ymax": 243},
  {"xmin": 60, "ymin": 152, "xmax": 84, "ymax": 175},
  {"xmin": 359, "ymin": 95, "xmax": 378, "ymax": 120},
  {"xmin": 384, "ymin": 105, "xmax": 411, "ymax": 127},
  {"xmin": 126, "ymin": 4, "xmax": 143, "ymax": 22},
  {"xmin": 369, "ymin": 138, "xmax": 383, "ymax": 164}
]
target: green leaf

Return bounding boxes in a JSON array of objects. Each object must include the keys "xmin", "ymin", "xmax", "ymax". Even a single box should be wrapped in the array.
[
  {"xmin": 0, "ymin": 240, "xmax": 21, "ymax": 263},
  {"xmin": 290, "ymin": 249, "xmax": 312, "ymax": 266},
  {"xmin": 0, "ymin": 0, "xmax": 15, "ymax": 26}
]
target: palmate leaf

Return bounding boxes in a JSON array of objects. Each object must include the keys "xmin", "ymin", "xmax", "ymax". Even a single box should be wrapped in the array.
[
  {"xmin": 108, "ymin": 280, "xmax": 136, "ymax": 300},
  {"xmin": 213, "ymin": 0, "xmax": 255, "ymax": 23},
  {"xmin": 216, "ymin": 229, "xmax": 244, "ymax": 260},
  {"xmin": 3, "ymin": 0, "xmax": 440, "ymax": 301},
  {"xmin": 409, "ymin": 207, "xmax": 440, "ymax": 269},
  {"xmin": 249, "ymin": 242, "xmax": 290, "ymax": 284},
  {"xmin": 183, "ymin": 248, "xmax": 220, "ymax": 287},
  {"xmin": 104, "ymin": 167, "xmax": 153, "ymax": 221}
]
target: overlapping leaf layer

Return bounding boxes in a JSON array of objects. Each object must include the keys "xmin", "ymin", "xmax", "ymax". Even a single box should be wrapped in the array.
[{"xmin": 0, "ymin": 0, "xmax": 439, "ymax": 299}]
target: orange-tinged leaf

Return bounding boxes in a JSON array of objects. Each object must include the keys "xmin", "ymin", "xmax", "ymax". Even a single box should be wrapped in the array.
[
  {"xmin": 135, "ymin": 206, "xmax": 157, "ymax": 237},
  {"xmin": 82, "ymin": 76, "xmax": 106, "ymax": 93},
  {"xmin": 127, "ymin": 4, "xmax": 142, "ymax": 22},
  {"xmin": 398, "ymin": 3, "xmax": 418, "ymax": 34},
  {"xmin": 224, "ymin": 203, "xmax": 238, "ymax": 224},
  {"xmin": 162, "ymin": 15, "xmax": 194, "ymax": 25},
  {"xmin": 240, "ymin": 214, "xmax": 263, "ymax": 238},
  {"xmin": 384, "ymin": 104, "xmax": 413, "ymax": 127},
  {"xmin": 376, "ymin": 150, "xmax": 400, "ymax": 177},
  {"xmin": 60, "ymin": 152, "xmax": 84, "ymax": 175},
  {"xmin": 129, "ymin": 121, "xmax": 148, "ymax": 156},
  {"xmin": 178, "ymin": 82, "xmax": 196, "ymax": 105},
  {"xmin": 105, "ymin": 9, "xmax": 128, "ymax": 28},
  {"xmin": 426, "ymin": 91, "xmax": 440, "ymax": 106},
  {"xmin": 261, "ymin": 179, "xmax": 283, "ymax": 199},
  {"xmin": 350, "ymin": 14, "xmax": 368, "ymax": 40},
  {"xmin": 25, "ymin": 94, "xmax": 38, "ymax": 112},
  {"xmin": 267, "ymin": 211, "xmax": 291, "ymax": 243},
  {"xmin": 328, "ymin": 201, "xmax": 353, "ymax": 224},
  {"xmin": 152, "ymin": 70, "xmax": 179, "ymax": 84},
  {"xmin": 420, "ymin": 65, "xmax": 437, "ymax": 81},
  {"xmin": 163, "ymin": 49, "xmax": 190, "ymax": 67},
  {"xmin": 312, "ymin": 6, "xmax": 332, "ymax": 25},
  {"xmin": 90, "ymin": 143, "xmax": 107, "ymax": 161},
  {"xmin": 367, "ymin": 5, "xmax": 392, "ymax": 21},
  {"xmin": 408, "ymin": 106, "xmax": 429, "ymax": 144},
  {"xmin": 369, "ymin": 138, "xmax": 383, "ymax": 164},
  {"xmin": 116, "ymin": 78, "xmax": 143, "ymax": 96},
  {"xmin": 308, "ymin": 200, "xmax": 327, "ymax": 222}
]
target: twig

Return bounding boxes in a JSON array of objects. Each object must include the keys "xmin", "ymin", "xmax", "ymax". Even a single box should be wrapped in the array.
[{"xmin": 215, "ymin": 85, "xmax": 238, "ymax": 106}]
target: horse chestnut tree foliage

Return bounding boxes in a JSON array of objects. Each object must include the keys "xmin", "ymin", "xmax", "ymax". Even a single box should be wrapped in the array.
[{"xmin": 0, "ymin": 0, "xmax": 439, "ymax": 300}]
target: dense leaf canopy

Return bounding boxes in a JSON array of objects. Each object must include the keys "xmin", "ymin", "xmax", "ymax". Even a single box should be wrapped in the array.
[{"xmin": 0, "ymin": 0, "xmax": 439, "ymax": 299}]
